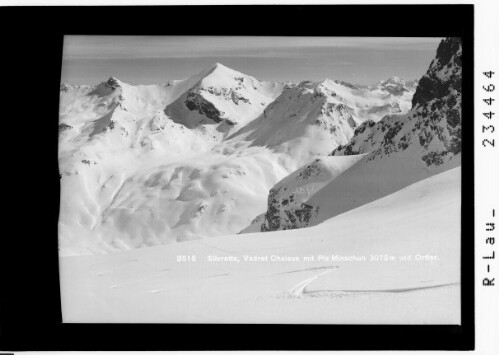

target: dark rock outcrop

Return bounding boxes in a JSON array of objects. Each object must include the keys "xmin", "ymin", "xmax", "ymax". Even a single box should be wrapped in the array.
[
  {"xmin": 333, "ymin": 37, "xmax": 462, "ymax": 166},
  {"xmin": 59, "ymin": 123, "xmax": 73, "ymax": 132},
  {"xmin": 260, "ymin": 182, "xmax": 316, "ymax": 232},
  {"xmin": 185, "ymin": 92, "xmax": 224, "ymax": 123},
  {"xmin": 412, "ymin": 37, "xmax": 462, "ymax": 108},
  {"xmin": 106, "ymin": 77, "xmax": 122, "ymax": 90},
  {"xmin": 60, "ymin": 83, "xmax": 72, "ymax": 92}
]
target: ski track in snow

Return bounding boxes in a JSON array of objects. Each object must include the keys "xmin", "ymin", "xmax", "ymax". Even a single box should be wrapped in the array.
[
  {"xmin": 303, "ymin": 282, "xmax": 460, "ymax": 297},
  {"xmin": 288, "ymin": 269, "xmax": 336, "ymax": 296},
  {"xmin": 276, "ymin": 265, "xmax": 339, "ymax": 275}
]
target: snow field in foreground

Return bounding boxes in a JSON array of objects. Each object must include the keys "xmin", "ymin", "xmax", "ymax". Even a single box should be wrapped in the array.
[{"xmin": 60, "ymin": 167, "xmax": 461, "ymax": 324}]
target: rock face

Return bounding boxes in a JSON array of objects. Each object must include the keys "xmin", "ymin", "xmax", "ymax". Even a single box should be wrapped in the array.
[
  {"xmin": 182, "ymin": 87, "xmax": 250, "ymax": 126},
  {"xmin": 165, "ymin": 63, "xmax": 283, "ymax": 135},
  {"xmin": 260, "ymin": 159, "xmax": 327, "ymax": 232},
  {"xmin": 242, "ymin": 155, "xmax": 365, "ymax": 232},
  {"xmin": 261, "ymin": 174, "xmax": 319, "ymax": 232},
  {"xmin": 253, "ymin": 37, "xmax": 462, "ymax": 232},
  {"xmin": 106, "ymin": 76, "xmax": 122, "ymax": 89},
  {"xmin": 185, "ymin": 91, "xmax": 225, "ymax": 123},
  {"xmin": 412, "ymin": 37, "xmax": 462, "ymax": 108},
  {"xmin": 59, "ymin": 122, "xmax": 73, "ymax": 132},
  {"xmin": 60, "ymin": 83, "xmax": 73, "ymax": 92},
  {"xmin": 370, "ymin": 76, "xmax": 418, "ymax": 96},
  {"xmin": 333, "ymin": 37, "xmax": 462, "ymax": 166}
]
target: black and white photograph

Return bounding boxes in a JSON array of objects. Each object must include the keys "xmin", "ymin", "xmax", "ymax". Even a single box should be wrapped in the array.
[
  {"xmin": 5, "ymin": 2, "xmax": 497, "ymax": 353},
  {"xmin": 58, "ymin": 35, "xmax": 463, "ymax": 324}
]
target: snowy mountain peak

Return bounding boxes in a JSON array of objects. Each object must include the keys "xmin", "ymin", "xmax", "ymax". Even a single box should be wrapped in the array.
[
  {"xmin": 106, "ymin": 76, "xmax": 123, "ymax": 89},
  {"xmin": 209, "ymin": 62, "xmax": 230, "ymax": 71},
  {"xmin": 194, "ymin": 62, "xmax": 257, "ymax": 90},
  {"xmin": 60, "ymin": 83, "xmax": 73, "ymax": 92},
  {"xmin": 198, "ymin": 62, "xmax": 244, "ymax": 79},
  {"xmin": 385, "ymin": 76, "xmax": 403, "ymax": 84},
  {"xmin": 369, "ymin": 76, "xmax": 417, "ymax": 96},
  {"xmin": 375, "ymin": 76, "xmax": 404, "ymax": 87},
  {"xmin": 164, "ymin": 63, "xmax": 283, "ymax": 132}
]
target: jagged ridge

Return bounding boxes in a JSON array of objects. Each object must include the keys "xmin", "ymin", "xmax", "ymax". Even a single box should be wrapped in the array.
[{"xmin": 252, "ymin": 37, "xmax": 462, "ymax": 232}]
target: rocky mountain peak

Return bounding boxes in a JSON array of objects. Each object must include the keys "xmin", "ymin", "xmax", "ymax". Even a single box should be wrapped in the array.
[
  {"xmin": 60, "ymin": 83, "xmax": 73, "ymax": 92},
  {"xmin": 333, "ymin": 36, "xmax": 462, "ymax": 164},
  {"xmin": 198, "ymin": 62, "xmax": 248, "ymax": 84},
  {"xmin": 210, "ymin": 62, "xmax": 228, "ymax": 71},
  {"xmin": 370, "ymin": 76, "xmax": 415, "ymax": 96},
  {"xmin": 385, "ymin": 76, "xmax": 403, "ymax": 84},
  {"xmin": 411, "ymin": 37, "xmax": 462, "ymax": 108},
  {"xmin": 106, "ymin": 77, "xmax": 122, "ymax": 89},
  {"xmin": 334, "ymin": 80, "xmax": 362, "ymax": 90}
]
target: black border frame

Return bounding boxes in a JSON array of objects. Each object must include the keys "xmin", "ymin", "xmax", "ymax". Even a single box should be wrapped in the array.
[{"xmin": 0, "ymin": 4, "xmax": 474, "ymax": 351}]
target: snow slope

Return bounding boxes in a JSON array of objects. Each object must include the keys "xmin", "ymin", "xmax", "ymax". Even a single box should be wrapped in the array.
[
  {"xmin": 91, "ymin": 146, "xmax": 293, "ymax": 251},
  {"xmin": 308, "ymin": 37, "xmax": 462, "ymax": 226},
  {"xmin": 58, "ymin": 64, "xmax": 288, "ymax": 254},
  {"xmin": 165, "ymin": 63, "xmax": 284, "ymax": 139},
  {"xmin": 241, "ymin": 155, "xmax": 366, "ymax": 233},
  {"xmin": 59, "ymin": 76, "xmax": 221, "ymax": 254},
  {"xmin": 227, "ymin": 78, "xmax": 416, "ymax": 167},
  {"xmin": 250, "ymin": 37, "xmax": 462, "ymax": 231},
  {"xmin": 60, "ymin": 167, "xmax": 461, "ymax": 324},
  {"xmin": 58, "ymin": 65, "xmax": 290, "ymax": 254},
  {"xmin": 59, "ymin": 63, "xmax": 418, "ymax": 255}
]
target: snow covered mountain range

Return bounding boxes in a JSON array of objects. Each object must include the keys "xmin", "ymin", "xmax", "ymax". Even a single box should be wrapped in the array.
[
  {"xmin": 59, "ymin": 37, "xmax": 463, "ymax": 325},
  {"xmin": 246, "ymin": 37, "xmax": 462, "ymax": 233},
  {"xmin": 59, "ymin": 38, "xmax": 460, "ymax": 256}
]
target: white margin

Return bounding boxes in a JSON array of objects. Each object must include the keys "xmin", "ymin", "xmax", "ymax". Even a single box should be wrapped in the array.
[{"xmin": 3, "ymin": 0, "xmax": 498, "ymax": 354}]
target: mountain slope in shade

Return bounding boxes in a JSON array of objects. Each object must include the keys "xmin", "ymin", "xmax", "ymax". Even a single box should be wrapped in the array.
[{"xmin": 253, "ymin": 37, "xmax": 461, "ymax": 231}]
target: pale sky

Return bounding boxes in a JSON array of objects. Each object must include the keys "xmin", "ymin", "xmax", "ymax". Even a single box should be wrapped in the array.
[{"xmin": 61, "ymin": 36, "xmax": 443, "ymax": 86}]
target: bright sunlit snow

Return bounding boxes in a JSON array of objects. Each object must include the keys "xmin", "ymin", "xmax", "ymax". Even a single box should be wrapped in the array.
[
  {"xmin": 61, "ymin": 167, "xmax": 460, "ymax": 324},
  {"xmin": 59, "ymin": 37, "xmax": 462, "ymax": 324}
]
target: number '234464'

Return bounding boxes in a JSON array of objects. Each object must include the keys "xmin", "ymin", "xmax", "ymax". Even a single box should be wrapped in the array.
[{"xmin": 483, "ymin": 71, "xmax": 495, "ymax": 148}]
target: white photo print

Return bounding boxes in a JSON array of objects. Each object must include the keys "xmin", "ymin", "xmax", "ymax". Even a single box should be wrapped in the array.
[{"xmin": 58, "ymin": 36, "xmax": 462, "ymax": 324}]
